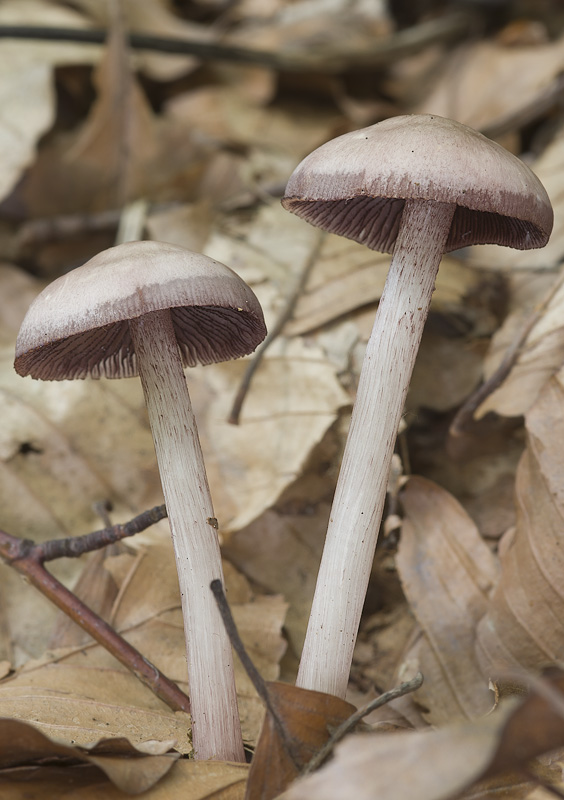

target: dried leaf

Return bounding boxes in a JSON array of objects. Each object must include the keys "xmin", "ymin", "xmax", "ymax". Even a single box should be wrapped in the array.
[
  {"xmin": 0, "ymin": 748, "xmax": 248, "ymax": 799},
  {"xmin": 285, "ymin": 243, "xmax": 489, "ymax": 337},
  {"xmin": 0, "ymin": 716, "xmax": 178, "ymax": 793},
  {"xmin": 396, "ymin": 477, "xmax": 498, "ymax": 723},
  {"xmin": 246, "ymin": 682, "xmax": 356, "ymax": 800},
  {"xmin": 417, "ymin": 37, "xmax": 564, "ymax": 134},
  {"xmin": 475, "ymin": 270, "xmax": 564, "ymax": 419},
  {"xmin": 476, "ymin": 370, "xmax": 564, "ymax": 678},
  {"xmin": 190, "ymin": 340, "xmax": 349, "ymax": 533},
  {"xmin": 281, "ymin": 671, "xmax": 564, "ymax": 800}
]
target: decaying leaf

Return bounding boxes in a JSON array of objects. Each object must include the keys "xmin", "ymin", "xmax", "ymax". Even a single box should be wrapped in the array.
[
  {"xmin": 281, "ymin": 670, "xmax": 564, "ymax": 800},
  {"xmin": 0, "ymin": 742, "xmax": 248, "ymax": 799},
  {"xmin": 396, "ymin": 477, "xmax": 498, "ymax": 724},
  {"xmin": 474, "ymin": 270, "xmax": 564, "ymax": 419},
  {"xmin": 246, "ymin": 682, "xmax": 356, "ymax": 800},
  {"xmin": 476, "ymin": 370, "xmax": 564, "ymax": 679},
  {"xmin": 0, "ymin": 717, "xmax": 178, "ymax": 794},
  {"xmin": 417, "ymin": 36, "xmax": 564, "ymax": 135}
]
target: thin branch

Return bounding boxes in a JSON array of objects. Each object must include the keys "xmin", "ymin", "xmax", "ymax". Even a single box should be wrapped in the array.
[
  {"xmin": 302, "ymin": 672, "xmax": 424, "ymax": 775},
  {"xmin": 228, "ymin": 230, "xmax": 325, "ymax": 424},
  {"xmin": 0, "ymin": 12, "xmax": 474, "ymax": 74},
  {"xmin": 35, "ymin": 504, "xmax": 167, "ymax": 563},
  {"xmin": 0, "ymin": 524, "xmax": 190, "ymax": 713}
]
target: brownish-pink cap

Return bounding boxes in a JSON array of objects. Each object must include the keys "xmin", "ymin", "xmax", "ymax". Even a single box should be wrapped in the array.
[
  {"xmin": 15, "ymin": 241, "xmax": 267, "ymax": 380},
  {"xmin": 282, "ymin": 114, "xmax": 553, "ymax": 254}
]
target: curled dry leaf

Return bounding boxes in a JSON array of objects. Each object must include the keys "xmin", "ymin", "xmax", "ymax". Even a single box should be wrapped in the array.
[
  {"xmin": 280, "ymin": 670, "xmax": 564, "ymax": 800},
  {"xmin": 417, "ymin": 36, "xmax": 564, "ymax": 136},
  {"xmin": 396, "ymin": 476, "xmax": 498, "ymax": 724},
  {"xmin": 284, "ymin": 240, "xmax": 492, "ymax": 337},
  {"xmin": 474, "ymin": 269, "xmax": 564, "ymax": 419},
  {"xmin": 246, "ymin": 682, "xmax": 356, "ymax": 800},
  {"xmin": 0, "ymin": 716, "xmax": 178, "ymax": 793},
  {"xmin": 190, "ymin": 338, "xmax": 349, "ymax": 533},
  {"xmin": 476, "ymin": 369, "xmax": 564, "ymax": 678},
  {"xmin": 0, "ymin": 724, "xmax": 247, "ymax": 799}
]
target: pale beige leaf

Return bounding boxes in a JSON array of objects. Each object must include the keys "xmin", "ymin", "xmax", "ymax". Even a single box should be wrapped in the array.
[
  {"xmin": 190, "ymin": 339, "xmax": 349, "ymax": 533},
  {"xmin": 0, "ymin": 1, "xmax": 101, "ymax": 66},
  {"xmin": 0, "ymin": 57, "xmax": 53, "ymax": 204},
  {"xmin": 396, "ymin": 477, "xmax": 498, "ymax": 723},
  {"xmin": 474, "ymin": 271, "xmax": 562, "ymax": 418},
  {"xmin": 0, "ymin": 717, "xmax": 179, "ymax": 794},
  {"xmin": 0, "ymin": 662, "xmax": 192, "ymax": 751},
  {"xmin": 0, "ymin": 759, "xmax": 249, "ymax": 800},
  {"xmin": 476, "ymin": 370, "xmax": 564, "ymax": 677},
  {"xmin": 285, "ymin": 241, "xmax": 489, "ymax": 336},
  {"xmin": 281, "ymin": 703, "xmax": 514, "ymax": 800},
  {"xmin": 417, "ymin": 37, "xmax": 564, "ymax": 134}
]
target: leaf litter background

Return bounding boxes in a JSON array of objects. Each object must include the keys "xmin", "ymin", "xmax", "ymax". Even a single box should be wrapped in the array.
[{"xmin": 1, "ymin": 0, "xmax": 564, "ymax": 797}]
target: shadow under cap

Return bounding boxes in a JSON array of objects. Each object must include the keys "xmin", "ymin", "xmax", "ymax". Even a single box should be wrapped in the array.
[
  {"xmin": 15, "ymin": 241, "xmax": 267, "ymax": 381},
  {"xmin": 282, "ymin": 114, "xmax": 554, "ymax": 254}
]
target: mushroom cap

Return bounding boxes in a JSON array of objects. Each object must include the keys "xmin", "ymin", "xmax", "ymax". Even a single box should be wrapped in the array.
[
  {"xmin": 282, "ymin": 114, "xmax": 553, "ymax": 254},
  {"xmin": 15, "ymin": 241, "xmax": 267, "ymax": 380}
]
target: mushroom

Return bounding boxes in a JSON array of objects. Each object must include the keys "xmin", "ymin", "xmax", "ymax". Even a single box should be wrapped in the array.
[
  {"xmin": 282, "ymin": 114, "xmax": 553, "ymax": 698},
  {"xmin": 14, "ymin": 240, "xmax": 267, "ymax": 760}
]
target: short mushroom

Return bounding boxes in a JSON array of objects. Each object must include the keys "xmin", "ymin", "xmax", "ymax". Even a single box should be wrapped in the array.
[
  {"xmin": 14, "ymin": 240, "xmax": 267, "ymax": 760},
  {"xmin": 282, "ymin": 114, "xmax": 553, "ymax": 698}
]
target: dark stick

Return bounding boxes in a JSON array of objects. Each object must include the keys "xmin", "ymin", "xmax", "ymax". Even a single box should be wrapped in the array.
[
  {"xmin": 0, "ymin": 526, "xmax": 190, "ymax": 714},
  {"xmin": 37, "ymin": 504, "xmax": 167, "ymax": 562},
  {"xmin": 228, "ymin": 230, "xmax": 325, "ymax": 425},
  {"xmin": 0, "ymin": 13, "xmax": 473, "ymax": 73},
  {"xmin": 210, "ymin": 579, "xmax": 302, "ymax": 768},
  {"xmin": 302, "ymin": 672, "xmax": 424, "ymax": 775}
]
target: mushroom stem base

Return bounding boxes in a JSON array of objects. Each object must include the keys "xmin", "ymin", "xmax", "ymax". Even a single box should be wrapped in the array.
[
  {"xmin": 130, "ymin": 309, "xmax": 244, "ymax": 761},
  {"xmin": 296, "ymin": 199, "xmax": 456, "ymax": 698}
]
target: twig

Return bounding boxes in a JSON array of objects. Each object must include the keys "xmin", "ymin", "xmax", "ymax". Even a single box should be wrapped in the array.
[
  {"xmin": 228, "ymin": 230, "xmax": 325, "ymax": 425},
  {"xmin": 32, "ymin": 504, "xmax": 167, "ymax": 563},
  {"xmin": 0, "ymin": 12, "xmax": 474, "ymax": 74},
  {"xmin": 301, "ymin": 672, "xmax": 424, "ymax": 775},
  {"xmin": 0, "ymin": 510, "xmax": 188, "ymax": 714},
  {"xmin": 449, "ymin": 271, "xmax": 564, "ymax": 438}
]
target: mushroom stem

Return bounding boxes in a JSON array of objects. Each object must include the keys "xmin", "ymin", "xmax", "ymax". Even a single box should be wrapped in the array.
[
  {"xmin": 297, "ymin": 199, "xmax": 456, "ymax": 698},
  {"xmin": 129, "ymin": 308, "xmax": 244, "ymax": 762}
]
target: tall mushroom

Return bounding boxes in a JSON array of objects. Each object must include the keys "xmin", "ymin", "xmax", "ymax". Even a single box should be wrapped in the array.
[
  {"xmin": 14, "ymin": 240, "xmax": 267, "ymax": 760},
  {"xmin": 282, "ymin": 114, "xmax": 553, "ymax": 698}
]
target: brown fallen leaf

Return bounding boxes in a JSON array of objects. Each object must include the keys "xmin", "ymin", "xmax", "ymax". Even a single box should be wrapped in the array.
[
  {"xmin": 0, "ymin": 717, "xmax": 178, "ymax": 794},
  {"xmin": 476, "ymin": 369, "xmax": 564, "ymax": 679},
  {"xmin": 281, "ymin": 670, "xmax": 564, "ymax": 800},
  {"xmin": 284, "ymin": 243, "xmax": 493, "ymax": 337},
  {"xmin": 396, "ymin": 476, "xmax": 499, "ymax": 724},
  {"xmin": 474, "ymin": 269, "xmax": 564, "ymax": 419},
  {"xmin": 246, "ymin": 682, "xmax": 356, "ymax": 800},
  {"xmin": 417, "ymin": 36, "xmax": 564, "ymax": 135},
  {"xmin": 0, "ymin": 752, "xmax": 249, "ymax": 800}
]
